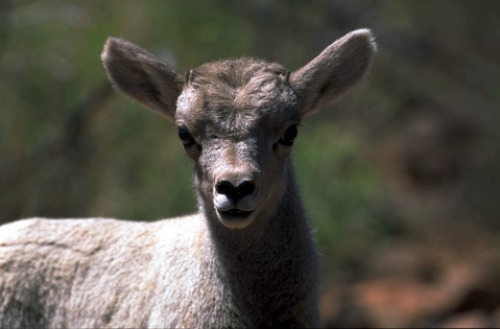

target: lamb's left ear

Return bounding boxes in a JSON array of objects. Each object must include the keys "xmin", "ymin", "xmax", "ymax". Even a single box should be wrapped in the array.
[{"xmin": 290, "ymin": 29, "xmax": 376, "ymax": 118}]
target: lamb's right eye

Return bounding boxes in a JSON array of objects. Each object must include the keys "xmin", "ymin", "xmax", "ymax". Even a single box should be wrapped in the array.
[{"xmin": 178, "ymin": 127, "xmax": 196, "ymax": 148}]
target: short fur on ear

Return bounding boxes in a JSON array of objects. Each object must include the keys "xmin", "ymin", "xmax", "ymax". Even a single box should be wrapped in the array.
[
  {"xmin": 290, "ymin": 29, "xmax": 376, "ymax": 118},
  {"xmin": 101, "ymin": 37, "xmax": 183, "ymax": 120}
]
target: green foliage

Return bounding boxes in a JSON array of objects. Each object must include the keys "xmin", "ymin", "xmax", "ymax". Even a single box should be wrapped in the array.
[{"xmin": 296, "ymin": 124, "xmax": 399, "ymax": 267}]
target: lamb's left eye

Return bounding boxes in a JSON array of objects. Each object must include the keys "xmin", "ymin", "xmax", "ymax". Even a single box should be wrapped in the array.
[{"xmin": 278, "ymin": 125, "xmax": 298, "ymax": 146}]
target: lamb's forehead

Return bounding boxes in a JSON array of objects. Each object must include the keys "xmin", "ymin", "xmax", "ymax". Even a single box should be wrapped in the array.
[{"xmin": 175, "ymin": 58, "xmax": 299, "ymax": 128}]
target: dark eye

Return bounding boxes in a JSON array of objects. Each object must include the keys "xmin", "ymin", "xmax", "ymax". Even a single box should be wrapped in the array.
[
  {"xmin": 178, "ymin": 127, "xmax": 196, "ymax": 147},
  {"xmin": 279, "ymin": 124, "xmax": 298, "ymax": 146}
]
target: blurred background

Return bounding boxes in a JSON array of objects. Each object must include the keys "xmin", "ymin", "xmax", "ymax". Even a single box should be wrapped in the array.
[{"xmin": 1, "ymin": 0, "xmax": 499, "ymax": 327}]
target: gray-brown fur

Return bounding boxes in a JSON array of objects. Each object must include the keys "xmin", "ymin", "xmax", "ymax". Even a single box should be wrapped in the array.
[{"xmin": 0, "ymin": 29, "xmax": 376, "ymax": 328}]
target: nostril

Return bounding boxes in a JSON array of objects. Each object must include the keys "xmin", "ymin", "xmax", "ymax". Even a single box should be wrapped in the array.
[
  {"xmin": 237, "ymin": 181, "xmax": 255, "ymax": 198},
  {"xmin": 215, "ymin": 181, "xmax": 236, "ymax": 198}
]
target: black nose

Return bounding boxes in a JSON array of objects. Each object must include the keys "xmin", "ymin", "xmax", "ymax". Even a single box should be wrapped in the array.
[{"xmin": 215, "ymin": 180, "xmax": 255, "ymax": 203}]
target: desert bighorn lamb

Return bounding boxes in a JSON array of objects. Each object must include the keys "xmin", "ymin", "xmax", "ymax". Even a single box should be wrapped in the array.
[{"xmin": 0, "ymin": 29, "xmax": 375, "ymax": 328}]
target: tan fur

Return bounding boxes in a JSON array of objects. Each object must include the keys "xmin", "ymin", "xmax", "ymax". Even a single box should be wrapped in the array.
[{"xmin": 0, "ymin": 29, "xmax": 376, "ymax": 328}]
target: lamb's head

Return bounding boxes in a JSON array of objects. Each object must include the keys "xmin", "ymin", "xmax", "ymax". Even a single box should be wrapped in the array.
[{"xmin": 101, "ymin": 29, "xmax": 376, "ymax": 229}]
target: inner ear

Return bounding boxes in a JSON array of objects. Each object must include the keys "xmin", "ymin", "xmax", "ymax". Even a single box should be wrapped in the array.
[{"xmin": 291, "ymin": 29, "xmax": 376, "ymax": 118}]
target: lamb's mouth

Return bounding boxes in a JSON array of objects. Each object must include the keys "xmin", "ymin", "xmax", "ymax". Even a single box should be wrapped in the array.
[
  {"xmin": 219, "ymin": 209, "xmax": 253, "ymax": 219},
  {"xmin": 217, "ymin": 209, "xmax": 255, "ymax": 229}
]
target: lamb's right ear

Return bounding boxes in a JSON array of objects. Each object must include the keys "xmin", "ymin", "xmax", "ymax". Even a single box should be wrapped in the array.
[{"xmin": 101, "ymin": 37, "xmax": 183, "ymax": 121}]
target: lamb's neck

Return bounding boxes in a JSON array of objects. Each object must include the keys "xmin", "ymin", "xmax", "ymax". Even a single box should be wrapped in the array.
[
  {"xmin": 208, "ymin": 174, "xmax": 310, "ymax": 264},
  {"xmin": 203, "ymin": 175, "xmax": 319, "ymax": 323}
]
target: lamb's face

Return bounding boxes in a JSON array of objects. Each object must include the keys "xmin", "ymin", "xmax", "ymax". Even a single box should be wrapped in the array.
[{"xmin": 174, "ymin": 59, "xmax": 300, "ymax": 229}]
